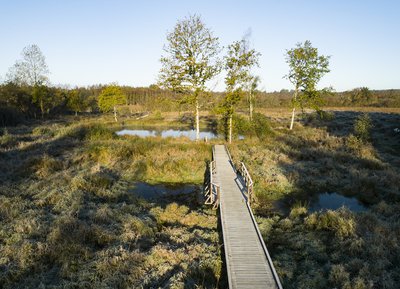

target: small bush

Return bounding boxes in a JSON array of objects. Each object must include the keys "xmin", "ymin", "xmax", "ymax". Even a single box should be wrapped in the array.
[
  {"xmin": 346, "ymin": 134, "xmax": 363, "ymax": 152},
  {"xmin": 354, "ymin": 113, "xmax": 373, "ymax": 142},
  {"xmin": 252, "ymin": 112, "xmax": 274, "ymax": 140},
  {"xmin": 218, "ymin": 113, "xmax": 274, "ymax": 140}
]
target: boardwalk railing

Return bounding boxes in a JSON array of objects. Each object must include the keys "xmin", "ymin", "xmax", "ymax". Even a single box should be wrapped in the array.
[
  {"xmin": 204, "ymin": 157, "xmax": 220, "ymax": 209},
  {"xmin": 239, "ymin": 162, "xmax": 254, "ymax": 205}
]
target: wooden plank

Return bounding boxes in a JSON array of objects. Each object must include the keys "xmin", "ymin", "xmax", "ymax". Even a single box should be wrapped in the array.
[{"xmin": 214, "ymin": 145, "xmax": 282, "ymax": 289}]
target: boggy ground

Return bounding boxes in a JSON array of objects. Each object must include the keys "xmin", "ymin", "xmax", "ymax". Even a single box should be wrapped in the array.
[
  {"xmin": 0, "ymin": 118, "xmax": 223, "ymax": 289},
  {"xmin": 229, "ymin": 109, "xmax": 400, "ymax": 289}
]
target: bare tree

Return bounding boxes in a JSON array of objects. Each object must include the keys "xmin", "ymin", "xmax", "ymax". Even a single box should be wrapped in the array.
[{"xmin": 7, "ymin": 44, "xmax": 49, "ymax": 86}]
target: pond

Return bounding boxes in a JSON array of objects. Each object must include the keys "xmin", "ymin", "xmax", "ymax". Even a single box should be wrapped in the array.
[
  {"xmin": 309, "ymin": 192, "xmax": 367, "ymax": 212},
  {"xmin": 131, "ymin": 182, "xmax": 200, "ymax": 200},
  {"xmin": 116, "ymin": 128, "xmax": 244, "ymax": 140}
]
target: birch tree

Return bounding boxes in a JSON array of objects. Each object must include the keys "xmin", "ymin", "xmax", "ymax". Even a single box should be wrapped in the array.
[
  {"xmin": 222, "ymin": 39, "xmax": 260, "ymax": 143},
  {"xmin": 245, "ymin": 75, "xmax": 260, "ymax": 121},
  {"xmin": 285, "ymin": 40, "xmax": 330, "ymax": 130},
  {"xmin": 159, "ymin": 15, "xmax": 221, "ymax": 140},
  {"xmin": 7, "ymin": 44, "xmax": 49, "ymax": 86}
]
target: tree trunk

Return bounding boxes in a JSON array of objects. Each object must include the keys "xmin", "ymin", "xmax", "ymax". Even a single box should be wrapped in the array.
[
  {"xmin": 195, "ymin": 99, "xmax": 200, "ymax": 141},
  {"xmin": 75, "ymin": 111, "xmax": 78, "ymax": 116},
  {"xmin": 114, "ymin": 106, "xmax": 118, "ymax": 122},
  {"xmin": 229, "ymin": 115, "xmax": 232, "ymax": 144},
  {"xmin": 289, "ymin": 88, "xmax": 298, "ymax": 130},
  {"xmin": 249, "ymin": 97, "xmax": 253, "ymax": 122},
  {"xmin": 40, "ymin": 99, "xmax": 44, "ymax": 119}
]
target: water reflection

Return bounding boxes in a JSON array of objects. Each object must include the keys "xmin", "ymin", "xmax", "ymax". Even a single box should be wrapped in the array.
[
  {"xmin": 131, "ymin": 182, "xmax": 200, "ymax": 200},
  {"xmin": 309, "ymin": 192, "xmax": 367, "ymax": 212},
  {"xmin": 116, "ymin": 128, "xmax": 244, "ymax": 140}
]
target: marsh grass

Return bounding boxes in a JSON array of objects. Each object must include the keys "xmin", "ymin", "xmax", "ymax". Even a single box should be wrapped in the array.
[
  {"xmin": 229, "ymin": 109, "xmax": 400, "ymax": 289},
  {"xmin": 0, "ymin": 118, "xmax": 221, "ymax": 288}
]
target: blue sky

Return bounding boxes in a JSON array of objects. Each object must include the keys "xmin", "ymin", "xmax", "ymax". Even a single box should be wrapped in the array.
[{"xmin": 1, "ymin": 0, "xmax": 399, "ymax": 91}]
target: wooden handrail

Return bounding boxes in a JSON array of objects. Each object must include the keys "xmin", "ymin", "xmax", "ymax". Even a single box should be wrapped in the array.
[
  {"xmin": 204, "ymin": 154, "xmax": 219, "ymax": 209},
  {"xmin": 240, "ymin": 162, "xmax": 254, "ymax": 205}
]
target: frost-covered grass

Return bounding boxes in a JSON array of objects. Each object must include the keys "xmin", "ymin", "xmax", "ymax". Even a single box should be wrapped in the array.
[
  {"xmin": 0, "ymin": 118, "xmax": 222, "ymax": 288},
  {"xmin": 229, "ymin": 109, "xmax": 400, "ymax": 289}
]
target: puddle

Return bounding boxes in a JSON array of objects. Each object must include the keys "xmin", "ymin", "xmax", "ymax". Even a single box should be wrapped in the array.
[
  {"xmin": 309, "ymin": 192, "xmax": 367, "ymax": 212},
  {"xmin": 116, "ymin": 128, "xmax": 244, "ymax": 140},
  {"xmin": 131, "ymin": 182, "xmax": 200, "ymax": 200}
]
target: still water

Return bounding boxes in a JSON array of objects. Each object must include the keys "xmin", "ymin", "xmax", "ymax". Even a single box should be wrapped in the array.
[
  {"xmin": 309, "ymin": 192, "xmax": 367, "ymax": 212},
  {"xmin": 131, "ymin": 182, "xmax": 200, "ymax": 200},
  {"xmin": 117, "ymin": 128, "xmax": 217, "ymax": 140},
  {"xmin": 116, "ymin": 128, "xmax": 244, "ymax": 140}
]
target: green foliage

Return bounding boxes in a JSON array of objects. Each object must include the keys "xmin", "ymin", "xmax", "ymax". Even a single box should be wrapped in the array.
[
  {"xmin": 67, "ymin": 89, "xmax": 88, "ymax": 114},
  {"xmin": 354, "ymin": 113, "xmax": 373, "ymax": 142},
  {"xmin": 221, "ymin": 38, "xmax": 260, "ymax": 141},
  {"xmin": 159, "ymin": 14, "xmax": 221, "ymax": 139},
  {"xmin": 350, "ymin": 87, "xmax": 373, "ymax": 104},
  {"xmin": 159, "ymin": 15, "xmax": 221, "ymax": 94},
  {"xmin": 219, "ymin": 113, "xmax": 273, "ymax": 141},
  {"xmin": 32, "ymin": 83, "xmax": 56, "ymax": 117},
  {"xmin": 285, "ymin": 40, "xmax": 330, "ymax": 128},
  {"xmin": 97, "ymin": 85, "xmax": 127, "ymax": 113},
  {"xmin": 252, "ymin": 112, "xmax": 274, "ymax": 140}
]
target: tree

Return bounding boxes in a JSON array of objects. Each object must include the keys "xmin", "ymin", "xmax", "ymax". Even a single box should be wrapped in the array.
[
  {"xmin": 285, "ymin": 40, "xmax": 330, "ymax": 130},
  {"xmin": 245, "ymin": 75, "xmax": 260, "ymax": 121},
  {"xmin": 7, "ymin": 44, "xmax": 49, "ymax": 86},
  {"xmin": 351, "ymin": 87, "xmax": 372, "ymax": 104},
  {"xmin": 98, "ymin": 85, "xmax": 127, "ymax": 122},
  {"xmin": 222, "ymin": 39, "xmax": 260, "ymax": 143},
  {"xmin": 67, "ymin": 89, "xmax": 87, "ymax": 116},
  {"xmin": 159, "ymin": 15, "xmax": 221, "ymax": 140},
  {"xmin": 32, "ymin": 83, "xmax": 56, "ymax": 118}
]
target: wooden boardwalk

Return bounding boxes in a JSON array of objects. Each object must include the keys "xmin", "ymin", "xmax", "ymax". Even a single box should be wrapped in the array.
[{"xmin": 212, "ymin": 145, "xmax": 282, "ymax": 289}]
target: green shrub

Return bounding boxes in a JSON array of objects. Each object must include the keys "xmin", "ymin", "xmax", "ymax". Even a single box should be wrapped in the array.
[
  {"xmin": 346, "ymin": 134, "xmax": 363, "ymax": 152},
  {"xmin": 218, "ymin": 113, "xmax": 274, "ymax": 140},
  {"xmin": 252, "ymin": 112, "xmax": 274, "ymax": 140},
  {"xmin": 354, "ymin": 113, "xmax": 373, "ymax": 142}
]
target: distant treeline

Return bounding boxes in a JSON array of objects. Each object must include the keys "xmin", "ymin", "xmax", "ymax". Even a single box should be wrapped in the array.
[
  {"xmin": 256, "ymin": 88, "xmax": 400, "ymax": 108},
  {"xmin": 0, "ymin": 82, "xmax": 399, "ymax": 126}
]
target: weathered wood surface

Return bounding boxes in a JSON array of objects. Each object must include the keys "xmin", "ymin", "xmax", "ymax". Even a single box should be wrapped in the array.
[{"xmin": 213, "ymin": 145, "xmax": 281, "ymax": 289}]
